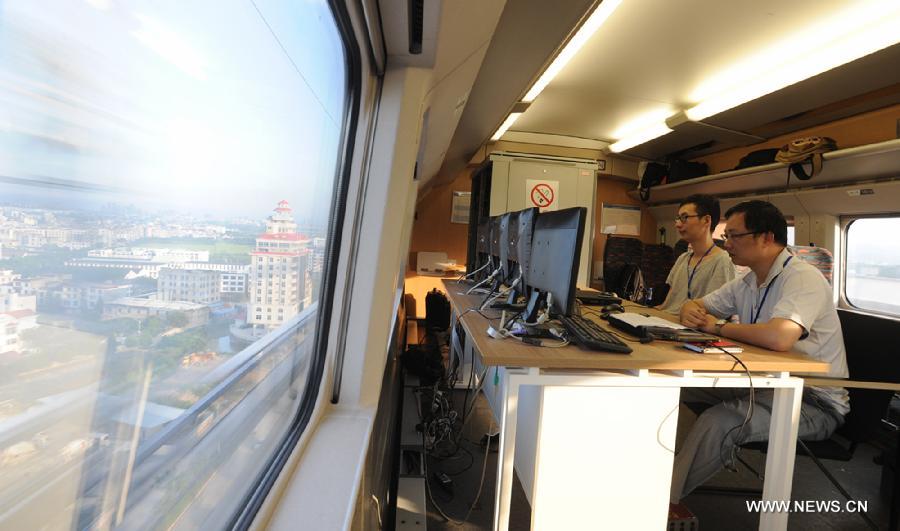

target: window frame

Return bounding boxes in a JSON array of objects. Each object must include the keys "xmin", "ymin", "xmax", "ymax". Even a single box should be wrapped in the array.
[
  {"xmin": 838, "ymin": 213, "xmax": 900, "ymax": 319},
  {"xmin": 225, "ymin": 0, "xmax": 363, "ymax": 528}
]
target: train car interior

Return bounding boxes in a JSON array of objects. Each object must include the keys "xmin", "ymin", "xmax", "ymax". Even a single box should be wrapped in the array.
[{"xmin": 1, "ymin": 0, "xmax": 900, "ymax": 530}]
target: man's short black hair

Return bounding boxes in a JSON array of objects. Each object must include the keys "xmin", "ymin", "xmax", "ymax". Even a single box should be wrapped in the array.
[
  {"xmin": 724, "ymin": 200, "xmax": 788, "ymax": 246},
  {"xmin": 679, "ymin": 194, "xmax": 720, "ymax": 234}
]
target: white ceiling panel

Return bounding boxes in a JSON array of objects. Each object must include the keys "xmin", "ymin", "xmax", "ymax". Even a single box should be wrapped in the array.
[{"xmin": 512, "ymin": 0, "xmax": 892, "ymax": 144}]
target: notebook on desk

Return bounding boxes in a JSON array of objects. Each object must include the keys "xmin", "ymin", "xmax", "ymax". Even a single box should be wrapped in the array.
[
  {"xmin": 607, "ymin": 313, "xmax": 684, "ymax": 334},
  {"xmin": 607, "ymin": 313, "xmax": 717, "ymax": 342}
]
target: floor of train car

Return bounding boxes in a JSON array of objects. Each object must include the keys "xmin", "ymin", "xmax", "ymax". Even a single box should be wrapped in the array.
[{"xmin": 425, "ymin": 389, "xmax": 898, "ymax": 530}]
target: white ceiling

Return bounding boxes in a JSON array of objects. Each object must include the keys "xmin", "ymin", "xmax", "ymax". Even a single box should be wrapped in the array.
[
  {"xmin": 414, "ymin": 0, "xmax": 900, "ymax": 191},
  {"xmin": 513, "ymin": 0, "xmax": 899, "ymax": 143}
]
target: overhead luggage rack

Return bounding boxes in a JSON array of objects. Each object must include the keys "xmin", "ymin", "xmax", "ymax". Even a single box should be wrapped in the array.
[{"xmin": 630, "ymin": 138, "xmax": 900, "ymax": 205}]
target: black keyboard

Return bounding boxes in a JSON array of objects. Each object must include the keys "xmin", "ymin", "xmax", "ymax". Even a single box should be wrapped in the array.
[
  {"xmin": 558, "ymin": 315, "xmax": 632, "ymax": 354},
  {"xmin": 575, "ymin": 289, "xmax": 622, "ymax": 306}
]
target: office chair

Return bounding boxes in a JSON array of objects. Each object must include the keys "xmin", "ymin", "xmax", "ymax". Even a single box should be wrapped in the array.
[
  {"xmin": 694, "ymin": 309, "xmax": 899, "ymax": 530},
  {"xmin": 603, "ymin": 235, "xmax": 643, "ymax": 295},
  {"xmin": 788, "ymin": 245, "xmax": 834, "ymax": 284},
  {"xmin": 639, "ymin": 243, "xmax": 675, "ymax": 305}
]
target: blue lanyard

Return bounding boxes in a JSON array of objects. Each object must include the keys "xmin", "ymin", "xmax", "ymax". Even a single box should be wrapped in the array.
[
  {"xmin": 686, "ymin": 244, "xmax": 715, "ymax": 299},
  {"xmin": 751, "ymin": 256, "xmax": 793, "ymax": 324}
]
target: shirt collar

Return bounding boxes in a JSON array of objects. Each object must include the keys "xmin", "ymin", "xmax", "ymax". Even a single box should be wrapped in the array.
[{"xmin": 743, "ymin": 247, "xmax": 793, "ymax": 289}]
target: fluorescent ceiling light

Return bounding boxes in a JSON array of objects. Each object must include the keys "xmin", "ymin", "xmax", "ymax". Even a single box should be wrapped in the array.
[
  {"xmin": 522, "ymin": 0, "xmax": 623, "ymax": 102},
  {"xmin": 608, "ymin": 122, "xmax": 672, "ymax": 153},
  {"xmin": 611, "ymin": 107, "xmax": 675, "ymax": 140},
  {"xmin": 686, "ymin": 1, "xmax": 900, "ymax": 121},
  {"xmin": 490, "ymin": 112, "xmax": 523, "ymax": 141}
]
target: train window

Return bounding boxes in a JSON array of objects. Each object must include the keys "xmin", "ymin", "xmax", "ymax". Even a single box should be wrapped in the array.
[
  {"xmin": 0, "ymin": 1, "xmax": 348, "ymax": 529},
  {"xmin": 844, "ymin": 217, "xmax": 900, "ymax": 316}
]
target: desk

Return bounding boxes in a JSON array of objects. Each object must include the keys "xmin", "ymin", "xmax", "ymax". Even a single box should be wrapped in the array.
[
  {"xmin": 404, "ymin": 271, "xmax": 460, "ymax": 319},
  {"xmin": 442, "ymin": 280, "xmax": 830, "ymax": 531}
]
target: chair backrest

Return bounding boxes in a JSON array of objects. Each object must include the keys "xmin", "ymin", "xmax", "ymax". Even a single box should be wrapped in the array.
[
  {"xmin": 639, "ymin": 244, "xmax": 675, "ymax": 305},
  {"xmin": 835, "ymin": 309, "xmax": 900, "ymax": 442},
  {"xmin": 603, "ymin": 235, "xmax": 643, "ymax": 295},
  {"xmin": 789, "ymin": 245, "xmax": 834, "ymax": 285}
]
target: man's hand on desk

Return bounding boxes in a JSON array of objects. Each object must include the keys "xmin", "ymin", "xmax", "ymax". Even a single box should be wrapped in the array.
[{"xmin": 680, "ymin": 300, "xmax": 715, "ymax": 332}]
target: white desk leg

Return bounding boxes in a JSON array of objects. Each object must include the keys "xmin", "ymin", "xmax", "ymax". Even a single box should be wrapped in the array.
[
  {"xmin": 493, "ymin": 371, "xmax": 521, "ymax": 531},
  {"xmin": 760, "ymin": 379, "xmax": 802, "ymax": 531}
]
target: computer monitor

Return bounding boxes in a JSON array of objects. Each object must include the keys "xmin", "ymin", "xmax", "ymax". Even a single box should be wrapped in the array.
[
  {"xmin": 524, "ymin": 207, "xmax": 587, "ymax": 318},
  {"xmin": 499, "ymin": 211, "xmax": 517, "ymax": 281},
  {"xmin": 476, "ymin": 219, "xmax": 490, "ymax": 254},
  {"xmin": 471, "ymin": 219, "xmax": 491, "ymax": 279},
  {"xmin": 515, "ymin": 207, "xmax": 538, "ymax": 285},
  {"xmin": 489, "ymin": 216, "xmax": 503, "ymax": 261},
  {"xmin": 465, "ymin": 162, "xmax": 492, "ymax": 276}
]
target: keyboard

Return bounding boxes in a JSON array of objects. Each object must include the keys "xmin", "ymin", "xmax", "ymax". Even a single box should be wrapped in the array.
[
  {"xmin": 575, "ymin": 289, "xmax": 622, "ymax": 306},
  {"xmin": 557, "ymin": 315, "xmax": 632, "ymax": 354}
]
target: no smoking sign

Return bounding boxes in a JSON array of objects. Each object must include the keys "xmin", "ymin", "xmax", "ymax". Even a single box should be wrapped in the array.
[{"xmin": 526, "ymin": 179, "xmax": 559, "ymax": 211}]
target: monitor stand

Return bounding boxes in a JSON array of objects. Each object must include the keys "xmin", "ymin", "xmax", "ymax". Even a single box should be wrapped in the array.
[{"xmin": 524, "ymin": 290, "xmax": 547, "ymax": 324}]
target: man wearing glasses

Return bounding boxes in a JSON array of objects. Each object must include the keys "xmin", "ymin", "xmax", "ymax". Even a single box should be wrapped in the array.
[
  {"xmin": 658, "ymin": 194, "xmax": 735, "ymax": 314},
  {"xmin": 670, "ymin": 200, "xmax": 848, "ymax": 503}
]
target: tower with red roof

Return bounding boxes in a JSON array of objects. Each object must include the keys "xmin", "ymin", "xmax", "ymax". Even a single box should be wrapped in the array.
[{"xmin": 248, "ymin": 201, "xmax": 312, "ymax": 329}]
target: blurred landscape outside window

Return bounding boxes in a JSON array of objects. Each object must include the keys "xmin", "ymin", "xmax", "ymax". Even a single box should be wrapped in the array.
[
  {"xmin": 0, "ymin": 1, "xmax": 346, "ymax": 528},
  {"xmin": 845, "ymin": 217, "xmax": 900, "ymax": 316}
]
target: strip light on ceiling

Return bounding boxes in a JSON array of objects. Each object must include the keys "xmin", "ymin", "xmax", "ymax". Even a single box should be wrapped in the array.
[
  {"xmin": 607, "ymin": 0, "xmax": 900, "ymax": 152},
  {"xmin": 608, "ymin": 122, "xmax": 672, "ymax": 153},
  {"xmin": 490, "ymin": 112, "xmax": 523, "ymax": 141},
  {"xmin": 522, "ymin": 0, "xmax": 623, "ymax": 103},
  {"xmin": 686, "ymin": 2, "xmax": 900, "ymax": 121},
  {"xmin": 490, "ymin": 0, "xmax": 622, "ymax": 142}
]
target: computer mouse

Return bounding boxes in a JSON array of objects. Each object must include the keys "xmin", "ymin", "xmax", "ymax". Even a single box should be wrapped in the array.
[{"xmin": 602, "ymin": 304, "xmax": 624, "ymax": 313}]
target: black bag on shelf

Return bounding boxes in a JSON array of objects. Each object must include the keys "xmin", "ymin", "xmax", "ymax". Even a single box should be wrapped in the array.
[
  {"xmin": 638, "ymin": 162, "xmax": 668, "ymax": 201},
  {"xmin": 666, "ymin": 159, "xmax": 708, "ymax": 183},
  {"xmin": 732, "ymin": 148, "xmax": 779, "ymax": 170}
]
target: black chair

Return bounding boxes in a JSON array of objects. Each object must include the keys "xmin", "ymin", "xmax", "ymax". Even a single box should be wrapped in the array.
[
  {"xmin": 695, "ymin": 309, "xmax": 900, "ymax": 530},
  {"xmin": 639, "ymin": 243, "xmax": 675, "ymax": 305},
  {"xmin": 603, "ymin": 235, "xmax": 643, "ymax": 295}
]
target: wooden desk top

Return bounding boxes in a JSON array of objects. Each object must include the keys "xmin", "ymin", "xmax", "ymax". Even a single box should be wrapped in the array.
[{"xmin": 442, "ymin": 279, "xmax": 830, "ymax": 374}]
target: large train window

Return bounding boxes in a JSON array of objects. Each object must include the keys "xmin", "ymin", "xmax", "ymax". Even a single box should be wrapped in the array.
[
  {"xmin": 0, "ymin": 1, "xmax": 350, "ymax": 528},
  {"xmin": 844, "ymin": 216, "xmax": 900, "ymax": 317}
]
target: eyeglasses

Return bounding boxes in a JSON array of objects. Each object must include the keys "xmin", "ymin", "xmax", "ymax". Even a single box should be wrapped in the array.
[
  {"xmin": 722, "ymin": 230, "xmax": 761, "ymax": 241},
  {"xmin": 674, "ymin": 214, "xmax": 701, "ymax": 224}
]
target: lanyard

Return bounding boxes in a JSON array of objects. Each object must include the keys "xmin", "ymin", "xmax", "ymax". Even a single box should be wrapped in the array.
[
  {"xmin": 751, "ymin": 256, "xmax": 793, "ymax": 324},
  {"xmin": 686, "ymin": 244, "xmax": 715, "ymax": 299}
]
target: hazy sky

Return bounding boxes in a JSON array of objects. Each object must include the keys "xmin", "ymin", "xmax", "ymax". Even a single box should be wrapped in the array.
[{"xmin": 0, "ymin": 0, "xmax": 346, "ymax": 223}]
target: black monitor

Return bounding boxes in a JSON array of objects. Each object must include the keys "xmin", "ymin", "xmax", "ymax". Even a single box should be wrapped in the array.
[
  {"xmin": 476, "ymin": 219, "xmax": 490, "ymax": 254},
  {"xmin": 472, "ymin": 219, "xmax": 491, "ymax": 279},
  {"xmin": 515, "ymin": 207, "xmax": 538, "ymax": 285},
  {"xmin": 499, "ymin": 211, "xmax": 517, "ymax": 280},
  {"xmin": 489, "ymin": 216, "xmax": 503, "ymax": 260},
  {"xmin": 525, "ymin": 207, "xmax": 587, "ymax": 318}
]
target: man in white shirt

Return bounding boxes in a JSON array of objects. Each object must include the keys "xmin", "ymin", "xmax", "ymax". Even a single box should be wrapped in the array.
[
  {"xmin": 670, "ymin": 200, "xmax": 848, "ymax": 502},
  {"xmin": 658, "ymin": 194, "xmax": 734, "ymax": 314}
]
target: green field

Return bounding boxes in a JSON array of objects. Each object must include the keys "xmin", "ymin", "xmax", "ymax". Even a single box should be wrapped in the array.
[{"xmin": 133, "ymin": 238, "xmax": 253, "ymax": 264}]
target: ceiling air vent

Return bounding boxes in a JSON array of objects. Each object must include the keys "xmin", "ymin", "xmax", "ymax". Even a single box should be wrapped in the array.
[{"xmin": 408, "ymin": 0, "xmax": 423, "ymax": 54}]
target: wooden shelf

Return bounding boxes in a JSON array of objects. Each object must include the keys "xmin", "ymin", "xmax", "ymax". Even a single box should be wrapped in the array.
[{"xmin": 629, "ymin": 138, "xmax": 900, "ymax": 205}]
